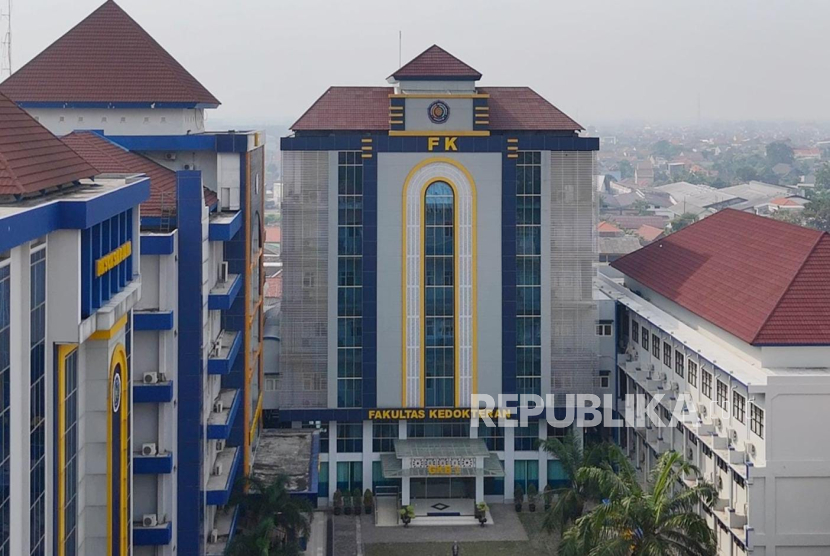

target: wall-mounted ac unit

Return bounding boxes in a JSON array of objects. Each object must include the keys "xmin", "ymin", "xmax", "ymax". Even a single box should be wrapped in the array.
[
  {"xmin": 728, "ymin": 428, "xmax": 739, "ymax": 444},
  {"xmin": 746, "ymin": 443, "xmax": 757, "ymax": 458},
  {"xmin": 157, "ymin": 372, "xmax": 167, "ymax": 383},
  {"xmin": 209, "ymin": 529, "xmax": 219, "ymax": 544},
  {"xmin": 143, "ymin": 372, "xmax": 159, "ymax": 384},
  {"xmin": 164, "ymin": 152, "xmax": 177, "ymax": 161},
  {"xmin": 143, "ymin": 514, "xmax": 158, "ymax": 527},
  {"xmin": 213, "ymin": 400, "xmax": 224, "ymax": 413},
  {"xmin": 142, "ymin": 443, "xmax": 158, "ymax": 457},
  {"xmin": 216, "ymin": 440, "xmax": 226, "ymax": 452},
  {"xmin": 219, "ymin": 261, "xmax": 229, "ymax": 283},
  {"xmin": 213, "ymin": 463, "xmax": 224, "ymax": 476}
]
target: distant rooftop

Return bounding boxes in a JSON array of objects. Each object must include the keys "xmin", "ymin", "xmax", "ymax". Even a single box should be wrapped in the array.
[
  {"xmin": 251, "ymin": 429, "xmax": 317, "ymax": 493},
  {"xmin": 0, "ymin": 0, "xmax": 219, "ymax": 106},
  {"xmin": 0, "ymin": 92, "xmax": 98, "ymax": 196},
  {"xmin": 389, "ymin": 45, "xmax": 482, "ymax": 81}
]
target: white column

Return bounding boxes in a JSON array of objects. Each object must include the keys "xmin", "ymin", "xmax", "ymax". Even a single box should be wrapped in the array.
[
  {"xmin": 537, "ymin": 423, "xmax": 548, "ymax": 489},
  {"xmin": 328, "ymin": 421, "xmax": 337, "ymax": 500},
  {"xmin": 504, "ymin": 426, "xmax": 515, "ymax": 501},
  {"xmin": 9, "ymin": 246, "xmax": 28, "ymax": 556},
  {"xmin": 362, "ymin": 420, "xmax": 373, "ymax": 493},
  {"xmin": 401, "ymin": 458, "xmax": 411, "ymax": 506},
  {"xmin": 475, "ymin": 474, "xmax": 484, "ymax": 503}
]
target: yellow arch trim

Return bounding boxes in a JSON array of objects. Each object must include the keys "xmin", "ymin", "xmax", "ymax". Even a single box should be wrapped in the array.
[{"xmin": 401, "ymin": 157, "xmax": 478, "ymax": 408}]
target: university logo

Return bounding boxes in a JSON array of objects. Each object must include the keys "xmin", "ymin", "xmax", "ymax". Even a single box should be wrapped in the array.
[
  {"xmin": 111, "ymin": 373, "xmax": 122, "ymax": 413},
  {"xmin": 428, "ymin": 100, "xmax": 450, "ymax": 124}
]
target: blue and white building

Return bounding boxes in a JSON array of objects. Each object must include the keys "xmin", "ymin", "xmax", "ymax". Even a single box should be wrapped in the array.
[{"xmin": 1, "ymin": 2, "xmax": 265, "ymax": 554}]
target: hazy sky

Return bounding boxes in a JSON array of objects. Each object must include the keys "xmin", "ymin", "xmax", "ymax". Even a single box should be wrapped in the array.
[{"xmin": 10, "ymin": 0, "xmax": 830, "ymax": 127}]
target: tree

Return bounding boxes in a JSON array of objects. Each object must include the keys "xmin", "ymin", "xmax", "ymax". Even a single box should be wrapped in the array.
[
  {"xmin": 630, "ymin": 200, "xmax": 652, "ymax": 216},
  {"xmin": 735, "ymin": 166, "xmax": 759, "ymax": 182},
  {"xmin": 670, "ymin": 213, "xmax": 697, "ymax": 232},
  {"xmin": 618, "ymin": 160, "xmax": 635, "ymax": 180},
  {"xmin": 766, "ymin": 141, "xmax": 794, "ymax": 166},
  {"xmin": 229, "ymin": 474, "xmax": 312, "ymax": 555},
  {"xmin": 815, "ymin": 163, "xmax": 830, "ymax": 190},
  {"xmin": 651, "ymin": 140, "xmax": 678, "ymax": 160},
  {"xmin": 541, "ymin": 431, "xmax": 634, "ymax": 536},
  {"xmin": 559, "ymin": 451, "xmax": 717, "ymax": 556},
  {"xmin": 804, "ymin": 190, "xmax": 830, "ymax": 232}
]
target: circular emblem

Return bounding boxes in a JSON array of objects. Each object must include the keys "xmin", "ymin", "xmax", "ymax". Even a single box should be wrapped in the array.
[
  {"xmin": 428, "ymin": 100, "xmax": 450, "ymax": 124},
  {"xmin": 112, "ymin": 372, "xmax": 122, "ymax": 413}
]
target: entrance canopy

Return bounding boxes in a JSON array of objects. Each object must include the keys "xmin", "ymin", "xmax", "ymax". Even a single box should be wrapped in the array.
[{"xmin": 380, "ymin": 438, "xmax": 504, "ymax": 478}]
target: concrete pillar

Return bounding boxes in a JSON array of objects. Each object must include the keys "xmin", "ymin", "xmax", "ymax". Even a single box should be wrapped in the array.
[
  {"xmin": 537, "ymin": 423, "xmax": 548, "ymax": 489},
  {"xmin": 401, "ymin": 458, "xmax": 411, "ymax": 506},
  {"xmin": 362, "ymin": 420, "xmax": 373, "ymax": 493},
  {"xmin": 475, "ymin": 475, "xmax": 484, "ymax": 503},
  {"xmin": 504, "ymin": 426, "xmax": 515, "ymax": 500}
]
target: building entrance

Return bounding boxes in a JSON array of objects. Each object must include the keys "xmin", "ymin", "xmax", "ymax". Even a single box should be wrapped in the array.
[{"xmin": 411, "ymin": 477, "xmax": 474, "ymax": 499}]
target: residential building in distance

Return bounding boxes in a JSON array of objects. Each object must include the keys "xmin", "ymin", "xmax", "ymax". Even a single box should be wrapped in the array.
[
  {"xmin": 0, "ymin": 92, "xmax": 149, "ymax": 556},
  {"xmin": 602, "ymin": 209, "xmax": 830, "ymax": 556},
  {"xmin": 1, "ymin": 2, "xmax": 266, "ymax": 554},
  {"xmin": 273, "ymin": 44, "xmax": 600, "ymax": 514}
]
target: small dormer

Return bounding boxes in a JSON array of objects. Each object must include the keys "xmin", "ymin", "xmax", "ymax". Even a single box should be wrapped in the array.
[{"xmin": 386, "ymin": 45, "xmax": 489, "ymax": 135}]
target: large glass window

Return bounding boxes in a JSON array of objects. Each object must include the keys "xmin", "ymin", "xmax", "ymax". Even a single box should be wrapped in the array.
[
  {"xmin": 336, "ymin": 423, "xmax": 362, "ymax": 453},
  {"xmin": 336, "ymin": 461, "xmax": 362, "ymax": 493},
  {"xmin": 514, "ymin": 460, "xmax": 539, "ymax": 493},
  {"xmin": 687, "ymin": 360, "xmax": 698, "ymax": 388},
  {"xmin": 30, "ymin": 244, "xmax": 46, "ymax": 556},
  {"xmin": 514, "ymin": 421, "xmax": 539, "ymax": 451},
  {"xmin": 0, "ymin": 261, "xmax": 10, "ymax": 555},
  {"xmin": 716, "ymin": 380, "xmax": 729, "ymax": 410},
  {"xmin": 479, "ymin": 424, "xmax": 504, "ymax": 451},
  {"xmin": 60, "ymin": 348, "xmax": 79, "ymax": 556},
  {"xmin": 424, "ymin": 181, "xmax": 455, "ymax": 407},
  {"xmin": 516, "ymin": 152, "xmax": 542, "ymax": 396},
  {"xmin": 674, "ymin": 349, "xmax": 684, "ymax": 378},
  {"xmin": 750, "ymin": 404, "xmax": 764, "ymax": 439},
  {"xmin": 337, "ymin": 152, "xmax": 363, "ymax": 408},
  {"xmin": 407, "ymin": 419, "xmax": 469, "ymax": 439},
  {"xmin": 372, "ymin": 422, "xmax": 397, "ymax": 453},
  {"xmin": 701, "ymin": 368, "xmax": 712, "ymax": 399},
  {"xmin": 733, "ymin": 391, "xmax": 746, "ymax": 423}
]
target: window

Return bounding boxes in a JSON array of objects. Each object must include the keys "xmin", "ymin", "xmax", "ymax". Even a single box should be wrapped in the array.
[
  {"xmin": 750, "ymin": 404, "xmax": 764, "ymax": 439},
  {"xmin": 337, "ymin": 152, "xmax": 363, "ymax": 407},
  {"xmin": 514, "ymin": 460, "xmax": 539, "ymax": 493},
  {"xmin": 701, "ymin": 368, "xmax": 712, "ymax": 399},
  {"xmin": 59, "ymin": 348, "xmax": 79, "ymax": 556},
  {"xmin": 663, "ymin": 341, "xmax": 672, "ymax": 367},
  {"xmin": 336, "ymin": 461, "xmax": 362, "ymax": 493},
  {"xmin": 732, "ymin": 391, "xmax": 746, "ymax": 423},
  {"xmin": 632, "ymin": 320, "xmax": 640, "ymax": 345},
  {"xmin": 596, "ymin": 322, "xmax": 613, "ymax": 336},
  {"xmin": 30, "ymin": 245, "xmax": 46, "ymax": 556},
  {"xmin": 687, "ymin": 360, "xmax": 698, "ymax": 388},
  {"xmin": 372, "ymin": 460, "xmax": 400, "ymax": 491},
  {"xmin": 0, "ymin": 262, "xmax": 9, "ymax": 554},
  {"xmin": 407, "ymin": 419, "xmax": 469, "ymax": 438},
  {"xmin": 716, "ymin": 380, "xmax": 728, "ymax": 410},
  {"xmin": 336, "ymin": 423, "xmax": 362, "ymax": 453},
  {"xmin": 372, "ymin": 422, "xmax": 397, "ymax": 453},
  {"xmin": 480, "ymin": 424, "xmax": 504, "ymax": 451},
  {"xmin": 642, "ymin": 328, "xmax": 649, "ymax": 351},
  {"xmin": 674, "ymin": 350, "xmax": 684, "ymax": 378},
  {"xmin": 318, "ymin": 462, "xmax": 329, "ymax": 498},
  {"xmin": 514, "ymin": 422, "xmax": 539, "ymax": 451},
  {"xmin": 424, "ymin": 181, "xmax": 455, "ymax": 406},
  {"xmin": 652, "ymin": 334, "xmax": 660, "ymax": 358},
  {"xmin": 516, "ymin": 152, "xmax": 542, "ymax": 397}
]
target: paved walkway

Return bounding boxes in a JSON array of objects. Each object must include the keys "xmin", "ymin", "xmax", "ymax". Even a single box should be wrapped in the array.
[
  {"xmin": 305, "ymin": 511, "xmax": 328, "ymax": 556},
  {"xmin": 361, "ymin": 504, "xmax": 528, "ymax": 544}
]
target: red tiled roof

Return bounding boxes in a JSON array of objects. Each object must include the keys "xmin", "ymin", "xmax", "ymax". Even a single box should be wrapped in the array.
[
  {"xmin": 291, "ymin": 87, "xmax": 582, "ymax": 132},
  {"xmin": 0, "ymin": 0, "xmax": 219, "ymax": 106},
  {"xmin": 390, "ymin": 45, "xmax": 482, "ymax": 81},
  {"xmin": 62, "ymin": 131, "xmax": 217, "ymax": 216},
  {"xmin": 770, "ymin": 197, "xmax": 800, "ymax": 207},
  {"xmin": 598, "ymin": 221, "xmax": 622, "ymax": 234},
  {"xmin": 611, "ymin": 209, "xmax": 830, "ymax": 346},
  {"xmin": 265, "ymin": 226, "xmax": 281, "ymax": 243},
  {"xmin": 480, "ymin": 87, "xmax": 582, "ymax": 131},
  {"xmin": 607, "ymin": 215, "xmax": 670, "ymax": 230},
  {"xmin": 634, "ymin": 224, "xmax": 665, "ymax": 243},
  {"xmin": 0, "ymin": 92, "xmax": 98, "ymax": 196}
]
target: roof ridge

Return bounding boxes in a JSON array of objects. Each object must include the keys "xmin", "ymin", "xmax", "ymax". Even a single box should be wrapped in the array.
[{"xmin": 750, "ymin": 229, "xmax": 828, "ymax": 343}]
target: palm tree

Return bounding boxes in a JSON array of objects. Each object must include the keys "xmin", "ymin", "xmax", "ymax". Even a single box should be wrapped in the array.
[
  {"xmin": 228, "ymin": 474, "xmax": 312, "ymax": 554},
  {"xmin": 559, "ymin": 451, "xmax": 717, "ymax": 556},
  {"xmin": 541, "ymin": 431, "xmax": 634, "ymax": 536}
]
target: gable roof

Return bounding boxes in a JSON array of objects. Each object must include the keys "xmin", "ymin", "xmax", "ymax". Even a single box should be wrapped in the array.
[
  {"xmin": 61, "ymin": 131, "xmax": 217, "ymax": 216},
  {"xmin": 611, "ymin": 209, "xmax": 830, "ymax": 346},
  {"xmin": 0, "ymin": 92, "xmax": 98, "ymax": 196},
  {"xmin": 0, "ymin": 0, "xmax": 219, "ymax": 106},
  {"xmin": 390, "ymin": 45, "xmax": 482, "ymax": 81},
  {"xmin": 290, "ymin": 86, "xmax": 582, "ymax": 132},
  {"xmin": 634, "ymin": 224, "xmax": 665, "ymax": 243}
]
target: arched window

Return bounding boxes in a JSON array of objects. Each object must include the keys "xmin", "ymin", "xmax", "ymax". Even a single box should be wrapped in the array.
[{"xmin": 424, "ymin": 181, "xmax": 455, "ymax": 407}]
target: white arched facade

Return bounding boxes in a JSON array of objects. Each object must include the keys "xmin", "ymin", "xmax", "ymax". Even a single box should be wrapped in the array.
[{"xmin": 402, "ymin": 159, "xmax": 477, "ymax": 407}]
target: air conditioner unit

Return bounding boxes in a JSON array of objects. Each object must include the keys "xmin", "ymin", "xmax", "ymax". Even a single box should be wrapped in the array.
[
  {"xmin": 714, "ymin": 417, "xmax": 723, "ymax": 430},
  {"xmin": 213, "ymin": 400, "xmax": 224, "ymax": 413},
  {"xmin": 142, "ymin": 514, "xmax": 158, "ymax": 528},
  {"xmin": 157, "ymin": 372, "xmax": 167, "ymax": 383},
  {"xmin": 746, "ymin": 443, "xmax": 757, "ymax": 458},
  {"xmin": 216, "ymin": 439, "xmax": 225, "ymax": 452},
  {"xmin": 164, "ymin": 152, "xmax": 177, "ymax": 161},
  {"xmin": 142, "ymin": 443, "xmax": 158, "ymax": 457},
  {"xmin": 688, "ymin": 447, "xmax": 694, "ymax": 460},
  {"xmin": 219, "ymin": 261, "xmax": 229, "ymax": 283},
  {"xmin": 700, "ymin": 406, "xmax": 708, "ymax": 418},
  {"xmin": 649, "ymin": 364, "xmax": 656, "ymax": 372},
  {"xmin": 728, "ymin": 429, "xmax": 739, "ymax": 444},
  {"xmin": 213, "ymin": 462, "xmax": 224, "ymax": 476},
  {"xmin": 209, "ymin": 529, "xmax": 219, "ymax": 544},
  {"xmin": 143, "ymin": 372, "xmax": 159, "ymax": 384},
  {"xmin": 671, "ymin": 382, "xmax": 680, "ymax": 393},
  {"xmin": 658, "ymin": 372, "xmax": 668, "ymax": 382},
  {"xmin": 625, "ymin": 353, "xmax": 633, "ymax": 362}
]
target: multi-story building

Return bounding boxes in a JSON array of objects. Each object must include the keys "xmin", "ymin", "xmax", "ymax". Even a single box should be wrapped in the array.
[
  {"xmin": 0, "ymin": 92, "xmax": 148, "ymax": 555},
  {"xmin": 1, "ymin": 2, "xmax": 265, "ymax": 554},
  {"xmin": 602, "ymin": 209, "xmax": 830, "ymax": 556},
  {"xmin": 272, "ymin": 45, "xmax": 600, "ymax": 511}
]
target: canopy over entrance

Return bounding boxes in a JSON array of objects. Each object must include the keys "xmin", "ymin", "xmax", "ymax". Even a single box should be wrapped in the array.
[{"xmin": 380, "ymin": 438, "xmax": 504, "ymax": 478}]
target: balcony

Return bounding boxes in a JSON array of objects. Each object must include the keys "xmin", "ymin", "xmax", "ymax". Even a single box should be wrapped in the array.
[
  {"xmin": 209, "ymin": 211, "xmax": 242, "ymax": 242},
  {"xmin": 207, "ymin": 330, "xmax": 242, "ymax": 376},
  {"xmin": 207, "ymin": 388, "xmax": 241, "ymax": 440},
  {"xmin": 134, "ymin": 310, "xmax": 174, "ymax": 331},
  {"xmin": 206, "ymin": 446, "xmax": 242, "ymax": 506},
  {"xmin": 133, "ymin": 520, "xmax": 172, "ymax": 546},
  {"xmin": 208, "ymin": 273, "xmax": 242, "ymax": 310},
  {"xmin": 134, "ymin": 379, "xmax": 174, "ymax": 403},
  {"xmin": 134, "ymin": 450, "xmax": 174, "ymax": 474},
  {"xmin": 206, "ymin": 505, "xmax": 241, "ymax": 556}
]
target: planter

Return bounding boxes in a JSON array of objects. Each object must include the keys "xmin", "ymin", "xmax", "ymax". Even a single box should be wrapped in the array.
[
  {"xmin": 478, "ymin": 516, "xmax": 488, "ymax": 527},
  {"xmin": 344, "ymin": 506, "xmax": 352, "ymax": 516},
  {"xmin": 364, "ymin": 505, "xmax": 373, "ymax": 515},
  {"xmin": 333, "ymin": 506, "xmax": 342, "ymax": 516},
  {"xmin": 529, "ymin": 502, "xmax": 536, "ymax": 512},
  {"xmin": 401, "ymin": 516, "xmax": 411, "ymax": 527},
  {"xmin": 354, "ymin": 505, "xmax": 362, "ymax": 516},
  {"xmin": 514, "ymin": 503, "xmax": 522, "ymax": 512}
]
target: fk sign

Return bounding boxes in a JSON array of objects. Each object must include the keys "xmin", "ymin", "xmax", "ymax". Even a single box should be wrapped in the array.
[{"xmin": 427, "ymin": 137, "xmax": 458, "ymax": 152}]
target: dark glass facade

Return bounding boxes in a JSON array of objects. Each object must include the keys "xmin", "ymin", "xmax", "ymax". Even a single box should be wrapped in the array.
[
  {"xmin": 516, "ymin": 152, "xmax": 542, "ymax": 396},
  {"xmin": 0, "ymin": 263, "xmax": 9, "ymax": 556},
  {"xmin": 29, "ymin": 246, "xmax": 46, "ymax": 556}
]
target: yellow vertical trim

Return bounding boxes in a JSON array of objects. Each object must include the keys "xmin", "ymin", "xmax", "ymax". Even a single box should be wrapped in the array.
[
  {"xmin": 56, "ymin": 344, "xmax": 77, "ymax": 556},
  {"xmin": 120, "ymin": 344, "xmax": 129, "ymax": 556},
  {"xmin": 107, "ymin": 350, "xmax": 113, "ymax": 556},
  {"xmin": 400, "ymin": 157, "xmax": 478, "ymax": 407},
  {"xmin": 244, "ymin": 151, "xmax": 252, "ymax": 475},
  {"xmin": 107, "ymin": 344, "xmax": 128, "ymax": 556}
]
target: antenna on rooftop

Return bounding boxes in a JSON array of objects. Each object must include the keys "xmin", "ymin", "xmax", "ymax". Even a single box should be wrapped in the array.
[
  {"xmin": 0, "ymin": 0, "xmax": 10, "ymax": 79},
  {"xmin": 398, "ymin": 31, "xmax": 402, "ymax": 68}
]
